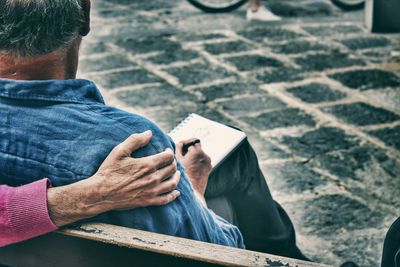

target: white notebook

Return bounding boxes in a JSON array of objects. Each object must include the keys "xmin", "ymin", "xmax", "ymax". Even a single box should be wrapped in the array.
[{"xmin": 169, "ymin": 113, "xmax": 247, "ymax": 169}]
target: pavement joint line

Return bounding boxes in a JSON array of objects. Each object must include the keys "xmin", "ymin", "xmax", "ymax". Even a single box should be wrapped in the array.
[
  {"xmin": 107, "ymin": 83, "xmax": 163, "ymax": 95},
  {"xmin": 80, "ymin": 66, "xmax": 141, "ymax": 76},
  {"xmin": 214, "ymin": 49, "xmax": 266, "ymax": 58},
  {"xmin": 182, "ymin": 38, "xmax": 234, "ymax": 46},
  {"xmin": 258, "ymin": 158, "xmax": 299, "ymax": 165},
  {"xmin": 157, "ymin": 58, "xmax": 204, "ymax": 69},
  {"xmin": 360, "ymin": 121, "xmax": 400, "ymax": 131},
  {"xmin": 260, "ymin": 83, "xmax": 400, "ymax": 160},
  {"xmin": 78, "ymin": 51, "xmax": 116, "ymax": 60},
  {"xmin": 133, "ymin": 52, "xmax": 164, "ymax": 60}
]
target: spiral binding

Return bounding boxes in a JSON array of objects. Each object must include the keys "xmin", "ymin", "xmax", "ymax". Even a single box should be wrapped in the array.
[{"xmin": 169, "ymin": 113, "xmax": 195, "ymax": 135}]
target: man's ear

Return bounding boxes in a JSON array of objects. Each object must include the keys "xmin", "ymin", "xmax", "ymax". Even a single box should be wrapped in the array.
[{"xmin": 79, "ymin": 0, "xmax": 91, "ymax": 36}]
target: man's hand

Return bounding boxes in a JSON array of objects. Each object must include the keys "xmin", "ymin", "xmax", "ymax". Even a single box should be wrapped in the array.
[
  {"xmin": 176, "ymin": 139, "xmax": 211, "ymax": 206},
  {"xmin": 47, "ymin": 131, "xmax": 180, "ymax": 227}
]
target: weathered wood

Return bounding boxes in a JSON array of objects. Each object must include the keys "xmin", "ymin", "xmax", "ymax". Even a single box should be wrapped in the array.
[{"xmin": 0, "ymin": 223, "xmax": 332, "ymax": 267}]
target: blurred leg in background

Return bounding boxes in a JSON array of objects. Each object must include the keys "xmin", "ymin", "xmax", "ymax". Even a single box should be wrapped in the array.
[{"xmin": 247, "ymin": 0, "xmax": 281, "ymax": 21}]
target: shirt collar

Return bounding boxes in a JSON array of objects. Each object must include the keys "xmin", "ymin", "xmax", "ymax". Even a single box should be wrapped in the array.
[{"xmin": 0, "ymin": 78, "xmax": 105, "ymax": 104}]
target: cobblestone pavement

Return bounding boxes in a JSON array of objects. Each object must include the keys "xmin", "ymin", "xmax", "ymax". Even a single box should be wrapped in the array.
[{"xmin": 78, "ymin": 1, "xmax": 400, "ymax": 266}]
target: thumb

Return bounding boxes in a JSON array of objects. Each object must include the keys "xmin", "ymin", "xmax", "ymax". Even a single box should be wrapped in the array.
[
  {"xmin": 112, "ymin": 131, "xmax": 152, "ymax": 158},
  {"xmin": 176, "ymin": 142, "xmax": 184, "ymax": 159}
]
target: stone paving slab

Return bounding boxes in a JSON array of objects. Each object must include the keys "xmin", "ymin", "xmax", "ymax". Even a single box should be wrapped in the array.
[{"xmin": 78, "ymin": 0, "xmax": 400, "ymax": 266}]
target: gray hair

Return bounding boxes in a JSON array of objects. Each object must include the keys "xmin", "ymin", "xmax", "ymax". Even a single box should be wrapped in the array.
[{"xmin": 0, "ymin": 0, "xmax": 83, "ymax": 57}]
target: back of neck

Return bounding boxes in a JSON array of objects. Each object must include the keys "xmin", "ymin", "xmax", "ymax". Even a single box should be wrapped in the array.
[{"xmin": 0, "ymin": 52, "xmax": 74, "ymax": 81}]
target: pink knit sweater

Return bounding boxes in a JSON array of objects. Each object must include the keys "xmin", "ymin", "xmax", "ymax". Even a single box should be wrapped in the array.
[{"xmin": 0, "ymin": 179, "xmax": 57, "ymax": 247}]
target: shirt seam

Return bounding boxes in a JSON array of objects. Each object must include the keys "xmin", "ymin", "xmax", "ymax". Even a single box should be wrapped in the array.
[{"xmin": 0, "ymin": 93, "xmax": 87, "ymax": 104}]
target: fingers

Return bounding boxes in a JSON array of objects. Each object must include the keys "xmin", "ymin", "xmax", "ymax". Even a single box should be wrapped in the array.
[
  {"xmin": 185, "ymin": 142, "xmax": 203, "ymax": 156},
  {"xmin": 142, "ymin": 148, "xmax": 175, "ymax": 171},
  {"xmin": 149, "ymin": 190, "xmax": 181, "ymax": 206},
  {"xmin": 180, "ymin": 138, "xmax": 200, "ymax": 145},
  {"xmin": 177, "ymin": 139, "xmax": 201, "ymax": 157},
  {"xmin": 111, "ymin": 131, "xmax": 153, "ymax": 158},
  {"xmin": 154, "ymin": 170, "xmax": 181, "ymax": 195}
]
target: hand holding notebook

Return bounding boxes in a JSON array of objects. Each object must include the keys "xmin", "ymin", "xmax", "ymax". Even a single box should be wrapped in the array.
[{"xmin": 169, "ymin": 113, "xmax": 247, "ymax": 169}]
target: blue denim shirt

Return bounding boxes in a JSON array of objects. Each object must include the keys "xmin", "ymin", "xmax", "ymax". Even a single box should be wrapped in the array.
[{"xmin": 0, "ymin": 78, "xmax": 244, "ymax": 248}]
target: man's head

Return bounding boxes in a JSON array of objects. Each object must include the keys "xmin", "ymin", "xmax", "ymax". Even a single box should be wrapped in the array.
[
  {"xmin": 0, "ymin": 0, "xmax": 90, "ymax": 57},
  {"xmin": 0, "ymin": 0, "xmax": 91, "ymax": 80}
]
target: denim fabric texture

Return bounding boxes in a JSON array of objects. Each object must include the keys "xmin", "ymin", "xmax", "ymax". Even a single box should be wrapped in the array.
[{"xmin": 0, "ymin": 78, "xmax": 244, "ymax": 248}]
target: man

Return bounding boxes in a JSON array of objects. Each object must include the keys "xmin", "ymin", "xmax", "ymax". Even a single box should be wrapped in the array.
[{"xmin": 0, "ymin": 0, "xmax": 307, "ymax": 259}]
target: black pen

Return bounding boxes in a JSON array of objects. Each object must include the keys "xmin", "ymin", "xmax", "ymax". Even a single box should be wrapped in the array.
[{"xmin": 182, "ymin": 139, "xmax": 201, "ymax": 155}]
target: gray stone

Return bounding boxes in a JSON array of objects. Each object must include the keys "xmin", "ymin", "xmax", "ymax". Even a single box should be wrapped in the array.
[
  {"xmin": 255, "ymin": 68, "xmax": 304, "ymax": 83},
  {"xmin": 295, "ymin": 52, "xmax": 366, "ymax": 71},
  {"xmin": 268, "ymin": 0, "xmax": 335, "ymax": 17},
  {"xmin": 265, "ymin": 162, "xmax": 328, "ymax": 193},
  {"xmin": 147, "ymin": 49, "xmax": 198, "ymax": 65},
  {"xmin": 93, "ymin": 69, "xmax": 161, "ymax": 89},
  {"xmin": 116, "ymin": 35, "xmax": 180, "ymax": 54},
  {"xmin": 311, "ymin": 145, "xmax": 391, "ymax": 181},
  {"xmin": 243, "ymin": 108, "xmax": 316, "ymax": 130},
  {"xmin": 301, "ymin": 194, "xmax": 383, "ymax": 235},
  {"xmin": 194, "ymin": 83, "xmax": 263, "ymax": 102},
  {"xmin": 362, "ymin": 50, "xmax": 393, "ymax": 64},
  {"xmin": 238, "ymin": 27, "xmax": 304, "ymax": 42},
  {"xmin": 271, "ymin": 41, "xmax": 330, "ymax": 55},
  {"xmin": 81, "ymin": 42, "xmax": 111, "ymax": 54},
  {"xmin": 340, "ymin": 36, "xmax": 391, "ymax": 50},
  {"xmin": 226, "ymin": 55, "xmax": 284, "ymax": 71},
  {"xmin": 166, "ymin": 62, "xmax": 234, "ymax": 86},
  {"xmin": 328, "ymin": 69, "xmax": 400, "ymax": 91},
  {"xmin": 331, "ymin": 233, "xmax": 384, "ymax": 267},
  {"xmin": 220, "ymin": 95, "xmax": 287, "ymax": 116},
  {"xmin": 282, "ymin": 127, "xmax": 359, "ymax": 158},
  {"xmin": 118, "ymin": 0, "xmax": 176, "ymax": 10},
  {"xmin": 79, "ymin": 54, "xmax": 135, "ymax": 72},
  {"xmin": 116, "ymin": 85, "xmax": 196, "ymax": 108},
  {"xmin": 180, "ymin": 33, "xmax": 228, "ymax": 42},
  {"xmin": 322, "ymin": 102, "xmax": 400, "ymax": 126},
  {"xmin": 369, "ymin": 126, "xmax": 400, "ymax": 150},
  {"xmin": 203, "ymin": 41, "xmax": 255, "ymax": 55},
  {"xmin": 303, "ymin": 25, "xmax": 363, "ymax": 36},
  {"xmin": 287, "ymin": 83, "xmax": 346, "ymax": 103}
]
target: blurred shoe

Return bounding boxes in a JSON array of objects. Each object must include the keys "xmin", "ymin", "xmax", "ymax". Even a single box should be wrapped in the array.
[
  {"xmin": 246, "ymin": 6, "xmax": 281, "ymax": 22},
  {"xmin": 340, "ymin": 261, "xmax": 359, "ymax": 267}
]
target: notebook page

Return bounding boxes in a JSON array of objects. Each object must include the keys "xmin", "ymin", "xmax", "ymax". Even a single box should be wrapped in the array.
[{"xmin": 169, "ymin": 114, "xmax": 246, "ymax": 168}]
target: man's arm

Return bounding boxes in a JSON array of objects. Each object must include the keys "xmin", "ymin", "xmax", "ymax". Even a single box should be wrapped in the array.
[
  {"xmin": 176, "ymin": 140, "xmax": 212, "ymax": 206},
  {"xmin": 0, "ymin": 131, "xmax": 180, "ymax": 246}
]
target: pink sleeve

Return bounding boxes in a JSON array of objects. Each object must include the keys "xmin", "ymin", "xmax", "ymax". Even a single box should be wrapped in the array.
[{"xmin": 0, "ymin": 179, "xmax": 58, "ymax": 247}]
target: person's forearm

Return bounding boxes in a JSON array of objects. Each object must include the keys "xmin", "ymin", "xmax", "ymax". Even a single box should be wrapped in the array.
[
  {"xmin": 0, "ymin": 179, "xmax": 57, "ymax": 247},
  {"xmin": 47, "ymin": 178, "xmax": 108, "ymax": 227}
]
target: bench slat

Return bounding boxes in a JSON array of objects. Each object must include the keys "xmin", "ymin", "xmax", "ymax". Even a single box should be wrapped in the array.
[{"xmin": 59, "ymin": 223, "xmax": 330, "ymax": 267}]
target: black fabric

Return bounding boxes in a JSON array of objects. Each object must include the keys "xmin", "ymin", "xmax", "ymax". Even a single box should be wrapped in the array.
[
  {"xmin": 382, "ymin": 217, "xmax": 400, "ymax": 267},
  {"xmin": 205, "ymin": 139, "xmax": 309, "ymax": 261}
]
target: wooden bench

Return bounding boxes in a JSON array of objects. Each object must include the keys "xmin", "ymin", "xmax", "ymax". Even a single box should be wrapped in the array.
[{"xmin": 0, "ymin": 223, "xmax": 332, "ymax": 267}]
